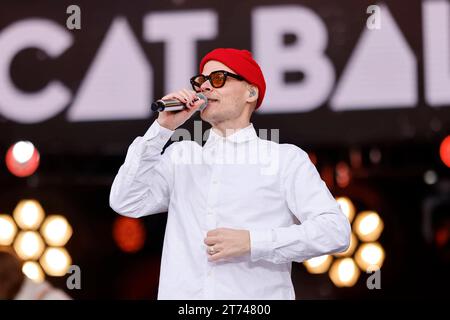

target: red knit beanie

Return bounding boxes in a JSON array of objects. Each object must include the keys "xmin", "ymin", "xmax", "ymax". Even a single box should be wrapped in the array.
[{"xmin": 199, "ymin": 48, "xmax": 266, "ymax": 109}]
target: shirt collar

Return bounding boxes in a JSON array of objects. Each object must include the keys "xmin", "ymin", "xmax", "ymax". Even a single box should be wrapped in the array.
[{"xmin": 204, "ymin": 123, "xmax": 258, "ymax": 146}]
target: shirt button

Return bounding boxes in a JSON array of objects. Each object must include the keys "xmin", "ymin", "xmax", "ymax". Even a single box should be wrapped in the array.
[
  {"xmin": 207, "ymin": 270, "xmax": 212, "ymax": 277},
  {"xmin": 212, "ymin": 179, "xmax": 218, "ymax": 185}
]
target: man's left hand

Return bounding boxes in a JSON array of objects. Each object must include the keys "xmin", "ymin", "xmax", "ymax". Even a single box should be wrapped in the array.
[{"xmin": 204, "ymin": 228, "xmax": 250, "ymax": 262}]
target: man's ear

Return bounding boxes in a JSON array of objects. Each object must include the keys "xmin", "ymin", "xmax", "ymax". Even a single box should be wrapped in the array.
[{"xmin": 247, "ymin": 86, "xmax": 258, "ymax": 103}]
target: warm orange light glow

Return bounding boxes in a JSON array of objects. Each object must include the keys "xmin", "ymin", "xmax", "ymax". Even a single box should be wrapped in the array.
[
  {"xmin": 13, "ymin": 231, "xmax": 45, "ymax": 260},
  {"xmin": 329, "ymin": 258, "xmax": 360, "ymax": 287},
  {"xmin": 13, "ymin": 200, "xmax": 45, "ymax": 230},
  {"xmin": 113, "ymin": 217, "xmax": 146, "ymax": 253},
  {"xmin": 336, "ymin": 162, "xmax": 351, "ymax": 188},
  {"xmin": 0, "ymin": 214, "xmax": 17, "ymax": 245},
  {"xmin": 22, "ymin": 261, "xmax": 45, "ymax": 283},
  {"xmin": 336, "ymin": 197, "xmax": 356, "ymax": 223},
  {"xmin": 40, "ymin": 247, "xmax": 72, "ymax": 276},
  {"xmin": 353, "ymin": 211, "xmax": 384, "ymax": 242},
  {"xmin": 335, "ymin": 233, "xmax": 358, "ymax": 258},
  {"xmin": 303, "ymin": 255, "xmax": 333, "ymax": 274},
  {"xmin": 440, "ymin": 135, "xmax": 450, "ymax": 168},
  {"xmin": 355, "ymin": 242, "xmax": 385, "ymax": 271},
  {"xmin": 40, "ymin": 215, "xmax": 72, "ymax": 246}
]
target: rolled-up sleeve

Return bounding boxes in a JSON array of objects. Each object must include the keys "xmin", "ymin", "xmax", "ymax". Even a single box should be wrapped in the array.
[{"xmin": 250, "ymin": 146, "xmax": 351, "ymax": 264}]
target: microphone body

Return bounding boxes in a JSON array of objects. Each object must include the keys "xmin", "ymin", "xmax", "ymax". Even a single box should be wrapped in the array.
[{"xmin": 151, "ymin": 93, "xmax": 208, "ymax": 112}]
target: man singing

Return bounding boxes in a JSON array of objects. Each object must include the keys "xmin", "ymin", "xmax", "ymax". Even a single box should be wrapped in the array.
[{"xmin": 110, "ymin": 48, "xmax": 351, "ymax": 299}]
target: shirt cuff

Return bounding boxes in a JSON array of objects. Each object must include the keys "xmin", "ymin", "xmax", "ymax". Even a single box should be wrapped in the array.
[
  {"xmin": 249, "ymin": 229, "xmax": 274, "ymax": 262},
  {"xmin": 143, "ymin": 120, "xmax": 175, "ymax": 148}
]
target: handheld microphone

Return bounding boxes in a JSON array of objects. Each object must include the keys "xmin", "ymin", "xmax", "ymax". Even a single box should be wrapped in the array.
[{"xmin": 151, "ymin": 93, "xmax": 208, "ymax": 112}]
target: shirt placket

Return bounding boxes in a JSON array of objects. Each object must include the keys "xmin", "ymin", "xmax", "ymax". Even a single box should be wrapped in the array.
[{"xmin": 203, "ymin": 139, "xmax": 224, "ymax": 299}]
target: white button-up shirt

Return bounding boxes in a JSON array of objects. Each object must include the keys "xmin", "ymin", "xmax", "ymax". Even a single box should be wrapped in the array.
[{"xmin": 110, "ymin": 120, "xmax": 351, "ymax": 300}]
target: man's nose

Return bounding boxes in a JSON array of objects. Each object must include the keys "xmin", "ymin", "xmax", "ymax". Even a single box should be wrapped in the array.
[{"xmin": 200, "ymin": 80, "xmax": 212, "ymax": 92}]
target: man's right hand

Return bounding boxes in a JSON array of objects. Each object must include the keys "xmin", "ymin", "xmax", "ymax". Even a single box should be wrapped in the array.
[{"xmin": 156, "ymin": 89, "xmax": 206, "ymax": 131}]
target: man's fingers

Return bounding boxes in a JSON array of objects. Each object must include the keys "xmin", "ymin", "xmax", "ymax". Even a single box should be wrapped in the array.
[
  {"xmin": 179, "ymin": 89, "xmax": 195, "ymax": 108},
  {"xmin": 182, "ymin": 89, "xmax": 197, "ymax": 103},
  {"xmin": 161, "ymin": 91, "xmax": 189, "ymax": 104},
  {"xmin": 208, "ymin": 251, "xmax": 225, "ymax": 262},
  {"xmin": 178, "ymin": 92, "xmax": 191, "ymax": 104},
  {"xmin": 206, "ymin": 243, "xmax": 222, "ymax": 255},
  {"xmin": 207, "ymin": 229, "xmax": 218, "ymax": 237},
  {"xmin": 160, "ymin": 89, "xmax": 202, "ymax": 112},
  {"xmin": 204, "ymin": 236, "xmax": 218, "ymax": 245}
]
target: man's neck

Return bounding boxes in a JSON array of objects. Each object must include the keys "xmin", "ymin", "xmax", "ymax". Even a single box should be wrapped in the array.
[{"xmin": 211, "ymin": 120, "xmax": 251, "ymax": 137}]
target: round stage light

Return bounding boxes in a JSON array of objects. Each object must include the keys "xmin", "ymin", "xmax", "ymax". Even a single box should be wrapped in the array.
[
  {"xmin": 353, "ymin": 211, "xmax": 384, "ymax": 242},
  {"xmin": 440, "ymin": 135, "xmax": 450, "ymax": 168},
  {"xmin": 336, "ymin": 197, "xmax": 356, "ymax": 223},
  {"xmin": 40, "ymin": 215, "xmax": 72, "ymax": 246},
  {"xmin": 335, "ymin": 233, "xmax": 358, "ymax": 258},
  {"xmin": 354, "ymin": 242, "xmax": 385, "ymax": 271},
  {"xmin": 40, "ymin": 247, "xmax": 72, "ymax": 276},
  {"xmin": 113, "ymin": 216, "xmax": 146, "ymax": 253},
  {"xmin": 0, "ymin": 214, "xmax": 17, "ymax": 245},
  {"xmin": 303, "ymin": 255, "xmax": 333, "ymax": 274},
  {"xmin": 22, "ymin": 261, "xmax": 45, "ymax": 283},
  {"xmin": 329, "ymin": 258, "xmax": 360, "ymax": 287},
  {"xmin": 13, "ymin": 199, "xmax": 45, "ymax": 230},
  {"xmin": 5, "ymin": 141, "xmax": 40, "ymax": 177},
  {"xmin": 13, "ymin": 231, "xmax": 45, "ymax": 260}
]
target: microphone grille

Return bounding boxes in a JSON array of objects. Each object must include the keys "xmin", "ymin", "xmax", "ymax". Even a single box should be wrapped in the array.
[{"xmin": 196, "ymin": 93, "xmax": 208, "ymax": 111}]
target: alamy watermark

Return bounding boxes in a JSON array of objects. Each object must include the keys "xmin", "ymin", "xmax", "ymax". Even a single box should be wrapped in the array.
[
  {"xmin": 66, "ymin": 5, "xmax": 81, "ymax": 30},
  {"xmin": 366, "ymin": 5, "xmax": 381, "ymax": 30},
  {"xmin": 167, "ymin": 120, "xmax": 280, "ymax": 176},
  {"xmin": 66, "ymin": 265, "xmax": 81, "ymax": 290},
  {"xmin": 366, "ymin": 265, "xmax": 381, "ymax": 290}
]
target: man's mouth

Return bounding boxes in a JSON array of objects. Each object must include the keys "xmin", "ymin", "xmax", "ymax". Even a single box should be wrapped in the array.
[{"xmin": 207, "ymin": 98, "xmax": 219, "ymax": 105}]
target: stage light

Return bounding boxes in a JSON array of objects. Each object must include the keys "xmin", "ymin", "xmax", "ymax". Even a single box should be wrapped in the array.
[
  {"xmin": 5, "ymin": 141, "xmax": 40, "ymax": 177},
  {"xmin": 40, "ymin": 215, "xmax": 72, "ymax": 246},
  {"xmin": 369, "ymin": 148, "xmax": 382, "ymax": 164},
  {"xmin": 22, "ymin": 261, "xmax": 45, "ymax": 283},
  {"xmin": 336, "ymin": 161, "xmax": 351, "ymax": 188},
  {"xmin": 0, "ymin": 214, "xmax": 17, "ymax": 245},
  {"xmin": 13, "ymin": 231, "xmax": 45, "ymax": 260},
  {"xmin": 335, "ymin": 233, "xmax": 358, "ymax": 258},
  {"xmin": 440, "ymin": 135, "xmax": 450, "ymax": 168},
  {"xmin": 349, "ymin": 148, "xmax": 362, "ymax": 169},
  {"xmin": 304, "ymin": 199, "xmax": 386, "ymax": 288},
  {"xmin": 354, "ymin": 242, "xmax": 385, "ymax": 271},
  {"xmin": 329, "ymin": 258, "xmax": 360, "ymax": 287},
  {"xmin": 13, "ymin": 199, "xmax": 45, "ymax": 230},
  {"xmin": 2, "ymin": 200, "xmax": 74, "ymax": 279},
  {"xmin": 113, "ymin": 216, "xmax": 146, "ymax": 253},
  {"xmin": 353, "ymin": 211, "xmax": 384, "ymax": 242},
  {"xmin": 303, "ymin": 255, "xmax": 333, "ymax": 274},
  {"xmin": 40, "ymin": 247, "xmax": 72, "ymax": 276},
  {"xmin": 336, "ymin": 197, "xmax": 356, "ymax": 223},
  {"xmin": 13, "ymin": 141, "xmax": 35, "ymax": 163},
  {"xmin": 424, "ymin": 170, "xmax": 438, "ymax": 185}
]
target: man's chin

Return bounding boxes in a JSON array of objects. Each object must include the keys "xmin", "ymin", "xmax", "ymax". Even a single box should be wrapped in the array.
[
  {"xmin": 199, "ymin": 107, "xmax": 214, "ymax": 120},
  {"xmin": 200, "ymin": 110, "xmax": 222, "ymax": 124}
]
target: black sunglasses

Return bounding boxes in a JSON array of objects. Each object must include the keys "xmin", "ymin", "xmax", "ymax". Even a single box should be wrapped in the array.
[{"xmin": 190, "ymin": 70, "xmax": 245, "ymax": 91}]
